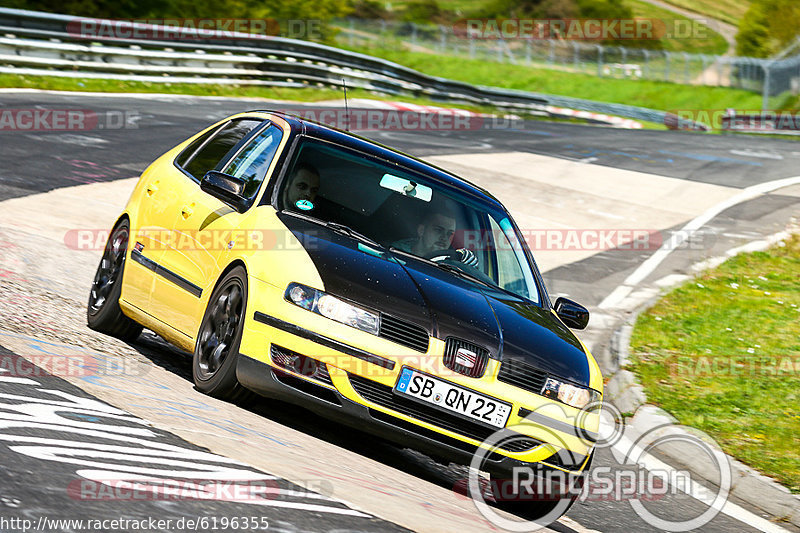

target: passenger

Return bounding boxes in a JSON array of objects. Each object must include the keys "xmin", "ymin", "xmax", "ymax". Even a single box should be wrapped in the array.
[{"xmin": 394, "ymin": 210, "xmax": 478, "ymax": 266}]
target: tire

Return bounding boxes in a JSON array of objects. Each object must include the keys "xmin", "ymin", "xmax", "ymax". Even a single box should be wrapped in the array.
[
  {"xmin": 489, "ymin": 468, "xmax": 582, "ymax": 526},
  {"xmin": 87, "ymin": 219, "xmax": 142, "ymax": 342},
  {"xmin": 192, "ymin": 266, "xmax": 254, "ymax": 403}
]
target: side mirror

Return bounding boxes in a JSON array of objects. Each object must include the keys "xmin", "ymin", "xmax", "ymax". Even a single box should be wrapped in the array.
[
  {"xmin": 200, "ymin": 171, "xmax": 248, "ymax": 213},
  {"xmin": 554, "ymin": 297, "xmax": 589, "ymax": 330}
]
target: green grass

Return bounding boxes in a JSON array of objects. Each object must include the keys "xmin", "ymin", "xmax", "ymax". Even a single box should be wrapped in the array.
[
  {"xmin": 343, "ymin": 46, "xmax": 766, "ymax": 111},
  {"xmin": 630, "ymin": 234, "xmax": 800, "ymax": 494},
  {"xmin": 0, "ymin": 73, "xmax": 494, "ymax": 112},
  {"xmin": 627, "ymin": 0, "xmax": 728, "ymax": 54},
  {"xmin": 659, "ymin": 0, "xmax": 750, "ymax": 26}
]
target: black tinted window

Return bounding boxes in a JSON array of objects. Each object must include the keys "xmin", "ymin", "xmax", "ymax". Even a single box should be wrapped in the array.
[
  {"xmin": 222, "ymin": 124, "xmax": 283, "ymax": 199},
  {"xmin": 182, "ymin": 119, "xmax": 262, "ymax": 181},
  {"xmin": 175, "ymin": 123, "xmax": 224, "ymax": 169}
]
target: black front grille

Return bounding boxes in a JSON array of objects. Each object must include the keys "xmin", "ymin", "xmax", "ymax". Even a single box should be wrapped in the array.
[
  {"xmin": 497, "ymin": 358, "xmax": 548, "ymax": 395},
  {"xmin": 378, "ymin": 314, "xmax": 429, "ymax": 353},
  {"xmin": 443, "ymin": 338, "xmax": 489, "ymax": 378},
  {"xmin": 349, "ymin": 374, "xmax": 540, "ymax": 453}
]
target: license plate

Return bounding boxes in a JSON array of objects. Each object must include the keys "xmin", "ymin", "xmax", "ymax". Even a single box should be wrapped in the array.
[{"xmin": 394, "ymin": 367, "xmax": 511, "ymax": 429}]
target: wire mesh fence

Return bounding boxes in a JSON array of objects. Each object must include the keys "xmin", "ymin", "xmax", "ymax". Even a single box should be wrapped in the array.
[{"xmin": 336, "ymin": 18, "xmax": 800, "ymax": 104}]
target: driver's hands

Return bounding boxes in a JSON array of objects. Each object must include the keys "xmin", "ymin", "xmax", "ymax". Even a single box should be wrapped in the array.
[{"xmin": 456, "ymin": 248, "xmax": 478, "ymax": 267}]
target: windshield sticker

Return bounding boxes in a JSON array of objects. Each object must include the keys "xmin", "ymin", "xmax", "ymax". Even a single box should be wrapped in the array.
[{"xmin": 295, "ymin": 199, "xmax": 315, "ymax": 211}]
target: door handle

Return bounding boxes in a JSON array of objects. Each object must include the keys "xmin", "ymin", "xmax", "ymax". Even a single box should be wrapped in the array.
[
  {"xmin": 181, "ymin": 204, "xmax": 194, "ymax": 219},
  {"xmin": 146, "ymin": 181, "xmax": 159, "ymax": 196}
]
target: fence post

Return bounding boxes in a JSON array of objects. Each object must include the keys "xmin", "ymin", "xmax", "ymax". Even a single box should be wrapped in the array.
[
  {"xmin": 439, "ymin": 25, "xmax": 446, "ymax": 52},
  {"xmin": 411, "ymin": 23, "xmax": 417, "ymax": 49},
  {"xmin": 664, "ymin": 51, "xmax": 671, "ymax": 81},
  {"xmin": 469, "ymin": 33, "xmax": 475, "ymax": 59},
  {"xmin": 526, "ymin": 39, "xmax": 531, "ymax": 64},
  {"xmin": 548, "ymin": 39, "xmax": 555, "ymax": 64},
  {"xmin": 572, "ymin": 41, "xmax": 579, "ymax": 70},
  {"xmin": 762, "ymin": 61, "xmax": 771, "ymax": 111},
  {"xmin": 348, "ymin": 19, "xmax": 354, "ymax": 48},
  {"xmin": 642, "ymin": 49, "xmax": 649, "ymax": 79},
  {"xmin": 497, "ymin": 38, "xmax": 503, "ymax": 62},
  {"xmin": 597, "ymin": 44, "xmax": 604, "ymax": 77},
  {"xmin": 683, "ymin": 52, "xmax": 690, "ymax": 83}
]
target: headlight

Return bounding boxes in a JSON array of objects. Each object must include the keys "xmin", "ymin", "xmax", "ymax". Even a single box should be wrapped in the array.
[
  {"xmin": 541, "ymin": 377, "xmax": 600, "ymax": 409},
  {"xmin": 285, "ymin": 283, "xmax": 380, "ymax": 335}
]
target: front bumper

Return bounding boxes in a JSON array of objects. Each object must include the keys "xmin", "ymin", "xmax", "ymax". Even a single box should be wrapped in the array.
[{"xmin": 236, "ymin": 352, "xmax": 591, "ymax": 477}]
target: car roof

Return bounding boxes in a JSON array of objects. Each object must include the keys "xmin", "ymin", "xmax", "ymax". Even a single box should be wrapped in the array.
[{"xmin": 250, "ymin": 110, "xmax": 504, "ymax": 209}]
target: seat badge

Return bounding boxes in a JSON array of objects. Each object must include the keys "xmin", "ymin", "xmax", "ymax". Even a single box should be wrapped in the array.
[
  {"xmin": 455, "ymin": 347, "xmax": 477, "ymax": 368},
  {"xmin": 134, "ymin": 242, "xmax": 144, "ymax": 252}
]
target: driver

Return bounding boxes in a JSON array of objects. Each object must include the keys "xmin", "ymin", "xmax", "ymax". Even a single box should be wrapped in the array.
[
  {"xmin": 393, "ymin": 211, "xmax": 478, "ymax": 266},
  {"xmin": 283, "ymin": 163, "xmax": 320, "ymax": 211}
]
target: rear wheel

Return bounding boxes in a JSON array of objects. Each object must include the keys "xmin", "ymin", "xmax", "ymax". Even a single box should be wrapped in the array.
[
  {"xmin": 87, "ymin": 219, "xmax": 142, "ymax": 341},
  {"xmin": 192, "ymin": 266, "xmax": 253, "ymax": 403}
]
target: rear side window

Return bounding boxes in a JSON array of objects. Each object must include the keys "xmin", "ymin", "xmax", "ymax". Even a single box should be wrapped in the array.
[{"xmin": 180, "ymin": 119, "xmax": 263, "ymax": 181}]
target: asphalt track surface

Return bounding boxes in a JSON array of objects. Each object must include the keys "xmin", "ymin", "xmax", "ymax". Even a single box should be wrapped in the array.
[{"xmin": 1, "ymin": 91, "xmax": 799, "ymax": 533}]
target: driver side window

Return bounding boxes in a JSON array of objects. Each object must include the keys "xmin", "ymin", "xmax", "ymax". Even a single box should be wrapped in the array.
[{"xmin": 222, "ymin": 124, "xmax": 282, "ymax": 199}]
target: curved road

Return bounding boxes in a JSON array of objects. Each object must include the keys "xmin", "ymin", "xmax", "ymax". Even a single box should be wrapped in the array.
[{"xmin": 1, "ymin": 90, "xmax": 799, "ymax": 533}]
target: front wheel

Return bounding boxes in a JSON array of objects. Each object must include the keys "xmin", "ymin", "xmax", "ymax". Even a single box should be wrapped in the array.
[
  {"xmin": 192, "ymin": 266, "xmax": 252, "ymax": 403},
  {"xmin": 87, "ymin": 218, "xmax": 142, "ymax": 341}
]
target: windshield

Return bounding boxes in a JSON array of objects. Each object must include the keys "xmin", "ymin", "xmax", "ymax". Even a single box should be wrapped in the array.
[{"xmin": 278, "ymin": 137, "xmax": 541, "ymax": 303}]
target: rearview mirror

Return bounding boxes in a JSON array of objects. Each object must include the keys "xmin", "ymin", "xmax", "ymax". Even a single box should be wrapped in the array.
[
  {"xmin": 200, "ymin": 171, "xmax": 248, "ymax": 213},
  {"xmin": 554, "ymin": 297, "xmax": 589, "ymax": 330}
]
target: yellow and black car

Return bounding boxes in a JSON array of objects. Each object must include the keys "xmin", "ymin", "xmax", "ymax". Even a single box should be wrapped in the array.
[{"xmin": 88, "ymin": 111, "xmax": 602, "ymax": 518}]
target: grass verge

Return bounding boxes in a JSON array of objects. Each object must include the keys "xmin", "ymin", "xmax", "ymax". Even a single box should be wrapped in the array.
[
  {"xmin": 344, "ymin": 46, "xmax": 768, "ymax": 111},
  {"xmin": 630, "ymin": 233, "xmax": 800, "ymax": 493},
  {"xmin": 627, "ymin": 0, "xmax": 729, "ymax": 54},
  {"xmin": 0, "ymin": 73, "xmax": 674, "ymax": 129}
]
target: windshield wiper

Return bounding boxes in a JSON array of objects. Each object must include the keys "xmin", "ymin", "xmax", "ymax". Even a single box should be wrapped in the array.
[{"xmin": 326, "ymin": 222, "xmax": 384, "ymax": 249}]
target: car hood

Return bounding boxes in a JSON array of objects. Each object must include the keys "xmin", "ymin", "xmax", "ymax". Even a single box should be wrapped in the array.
[{"xmin": 280, "ymin": 214, "xmax": 590, "ymax": 386}]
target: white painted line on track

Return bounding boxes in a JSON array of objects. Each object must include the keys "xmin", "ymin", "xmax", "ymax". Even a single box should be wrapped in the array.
[
  {"xmin": 599, "ymin": 175, "xmax": 800, "ymax": 309},
  {"xmin": 610, "ymin": 429, "xmax": 793, "ymax": 533}
]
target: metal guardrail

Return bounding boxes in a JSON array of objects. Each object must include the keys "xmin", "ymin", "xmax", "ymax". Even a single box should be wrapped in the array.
[{"xmin": 0, "ymin": 8, "xmax": 705, "ymax": 129}]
